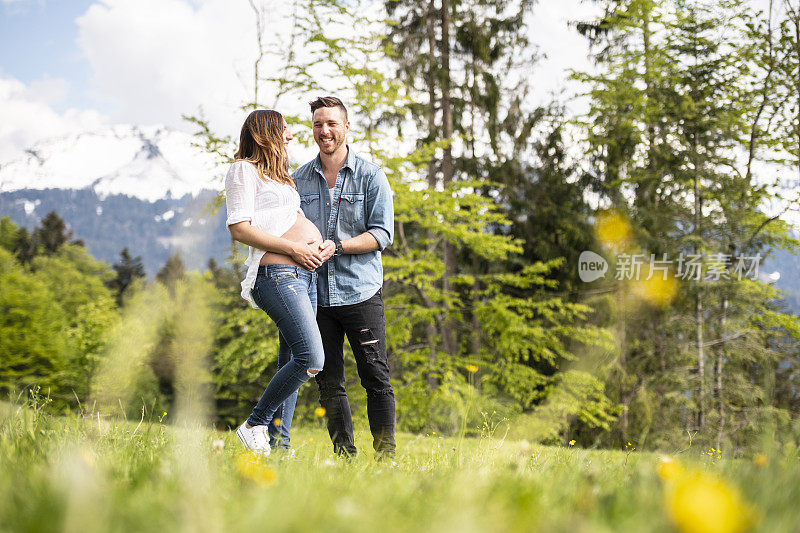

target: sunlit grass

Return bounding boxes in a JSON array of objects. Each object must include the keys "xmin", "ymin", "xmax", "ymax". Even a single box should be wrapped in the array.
[{"xmin": 2, "ymin": 400, "xmax": 799, "ymax": 533}]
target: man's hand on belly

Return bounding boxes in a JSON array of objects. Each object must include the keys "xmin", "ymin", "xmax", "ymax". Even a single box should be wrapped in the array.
[
  {"xmin": 289, "ymin": 241, "xmax": 325, "ymax": 270},
  {"xmin": 318, "ymin": 240, "xmax": 336, "ymax": 263},
  {"xmin": 303, "ymin": 239, "xmax": 335, "ymax": 265}
]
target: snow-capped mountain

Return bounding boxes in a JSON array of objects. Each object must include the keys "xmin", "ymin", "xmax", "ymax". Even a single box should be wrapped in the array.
[
  {"xmin": 0, "ymin": 125, "xmax": 226, "ymax": 201},
  {"xmin": 0, "ymin": 125, "xmax": 232, "ymax": 275}
]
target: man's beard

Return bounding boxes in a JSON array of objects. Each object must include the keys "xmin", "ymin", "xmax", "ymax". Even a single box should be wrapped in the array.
[{"xmin": 318, "ymin": 134, "xmax": 343, "ymax": 154}]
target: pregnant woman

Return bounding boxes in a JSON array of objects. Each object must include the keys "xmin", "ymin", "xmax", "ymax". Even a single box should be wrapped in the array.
[{"xmin": 225, "ymin": 109, "xmax": 335, "ymax": 455}]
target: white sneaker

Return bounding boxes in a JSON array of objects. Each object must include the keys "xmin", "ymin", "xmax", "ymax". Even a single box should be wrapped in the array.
[{"xmin": 236, "ymin": 422, "xmax": 271, "ymax": 455}]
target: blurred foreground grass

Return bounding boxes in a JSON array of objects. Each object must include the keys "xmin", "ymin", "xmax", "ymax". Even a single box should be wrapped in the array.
[{"xmin": 1, "ymin": 399, "xmax": 798, "ymax": 533}]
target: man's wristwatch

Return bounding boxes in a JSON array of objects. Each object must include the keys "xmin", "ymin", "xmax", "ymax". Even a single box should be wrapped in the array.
[{"xmin": 334, "ymin": 241, "xmax": 344, "ymax": 256}]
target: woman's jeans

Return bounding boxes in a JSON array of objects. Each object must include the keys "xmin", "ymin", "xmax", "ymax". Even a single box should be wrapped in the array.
[{"xmin": 247, "ymin": 265, "xmax": 324, "ymax": 447}]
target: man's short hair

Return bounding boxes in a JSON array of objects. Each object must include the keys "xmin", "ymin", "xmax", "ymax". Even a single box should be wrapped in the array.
[{"xmin": 309, "ymin": 96, "xmax": 348, "ymax": 121}]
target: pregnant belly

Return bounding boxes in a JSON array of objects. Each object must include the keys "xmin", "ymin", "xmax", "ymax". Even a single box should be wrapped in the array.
[
  {"xmin": 259, "ymin": 213, "xmax": 323, "ymax": 268},
  {"xmin": 280, "ymin": 213, "xmax": 322, "ymax": 243}
]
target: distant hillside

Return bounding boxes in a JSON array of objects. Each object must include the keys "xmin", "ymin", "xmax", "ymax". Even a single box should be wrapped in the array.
[
  {"xmin": 764, "ymin": 243, "xmax": 800, "ymax": 313},
  {"xmin": 0, "ymin": 188, "xmax": 230, "ymax": 275}
]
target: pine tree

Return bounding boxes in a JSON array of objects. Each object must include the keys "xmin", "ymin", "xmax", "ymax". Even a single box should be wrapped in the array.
[
  {"xmin": 108, "ymin": 248, "xmax": 147, "ymax": 306},
  {"xmin": 574, "ymin": 0, "xmax": 800, "ymax": 449},
  {"xmin": 14, "ymin": 227, "xmax": 36, "ymax": 264},
  {"xmin": 156, "ymin": 253, "xmax": 186, "ymax": 290},
  {"xmin": 385, "ymin": 0, "xmax": 535, "ymax": 357},
  {"xmin": 33, "ymin": 211, "xmax": 76, "ymax": 255}
]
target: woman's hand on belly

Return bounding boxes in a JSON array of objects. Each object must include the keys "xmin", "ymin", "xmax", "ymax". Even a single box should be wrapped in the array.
[
  {"xmin": 287, "ymin": 241, "xmax": 325, "ymax": 270},
  {"xmin": 271, "ymin": 215, "xmax": 326, "ymax": 270},
  {"xmin": 259, "ymin": 239, "xmax": 334, "ymax": 271}
]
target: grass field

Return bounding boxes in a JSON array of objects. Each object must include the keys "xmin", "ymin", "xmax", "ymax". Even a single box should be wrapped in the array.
[{"xmin": 1, "ymin": 399, "xmax": 798, "ymax": 533}]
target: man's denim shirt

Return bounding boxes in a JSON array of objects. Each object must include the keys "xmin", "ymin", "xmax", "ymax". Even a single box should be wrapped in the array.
[{"xmin": 293, "ymin": 147, "xmax": 394, "ymax": 307}]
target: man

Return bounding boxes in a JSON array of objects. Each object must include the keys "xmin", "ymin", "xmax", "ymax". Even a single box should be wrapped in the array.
[{"xmin": 293, "ymin": 96, "xmax": 396, "ymax": 458}]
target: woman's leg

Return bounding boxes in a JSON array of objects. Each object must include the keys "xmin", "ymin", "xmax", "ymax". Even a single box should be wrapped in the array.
[
  {"xmin": 247, "ymin": 266, "xmax": 324, "ymax": 427},
  {"xmin": 268, "ymin": 332, "xmax": 296, "ymax": 449}
]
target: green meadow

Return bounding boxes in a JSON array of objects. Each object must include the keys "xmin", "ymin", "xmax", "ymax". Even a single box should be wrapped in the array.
[{"xmin": 2, "ymin": 398, "xmax": 798, "ymax": 533}]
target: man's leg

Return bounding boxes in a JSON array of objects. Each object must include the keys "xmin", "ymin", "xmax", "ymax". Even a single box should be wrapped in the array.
[
  {"xmin": 315, "ymin": 305, "xmax": 357, "ymax": 456},
  {"xmin": 342, "ymin": 289, "xmax": 395, "ymax": 457}
]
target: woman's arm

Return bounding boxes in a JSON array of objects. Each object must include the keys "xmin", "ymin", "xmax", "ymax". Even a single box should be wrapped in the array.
[
  {"xmin": 225, "ymin": 162, "xmax": 325, "ymax": 270},
  {"xmin": 228, "ymin": 221, "xmax": 325, "ymax": 270}
]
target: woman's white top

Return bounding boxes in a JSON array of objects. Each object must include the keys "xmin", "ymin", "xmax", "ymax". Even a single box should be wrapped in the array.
[{"xmin": 224, "ymin": 160, "xmax": 301, "ymax": 309}]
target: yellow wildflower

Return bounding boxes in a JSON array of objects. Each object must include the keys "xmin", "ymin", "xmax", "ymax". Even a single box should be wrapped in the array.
[
  {"xmin": 752, "ymin": 454, "xmax": 768, "ymax": 468},
  {"xmin": 315, "ymin": 407, "xmax": 326, "ymax": 418},
  {"xmin": 236, "ymin": 452, "xmax": 277, "ymax": 486},
  {"xmin": 656, "ymin": 456, "xmax": 684, "ymax": 481},
  {"xmin": 569, "ymin": 440, "xmax": 576, "ymax": 446},
  {"xmin": 273, "ymin": 418, "xmax": 282, "ymax": 427},
  {"xmin": 466, "ymin": 364, "xmax": 479, "ymax": 373},
  {"xmin": 665, "ymin": 470, "xmax": 755, "ymax": 533}
]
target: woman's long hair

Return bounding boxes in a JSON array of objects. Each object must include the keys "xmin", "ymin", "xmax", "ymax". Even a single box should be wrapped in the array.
[{"xmin": 234, "ymin": 109, "xmax": 293, "ymax": 186}]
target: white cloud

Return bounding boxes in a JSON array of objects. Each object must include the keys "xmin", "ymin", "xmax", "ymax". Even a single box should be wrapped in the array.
[
  {"xmin": 526, "ymin": 0, "xmax": 602, "ymax": 116},
  {"xmin": 70, "ymin": 0, "xmax": 602, "ymax": 150},
  {"xmin": 76, "ymin": 0, "xmax": 294, "ymax": 139},
  {"xmin": 26, "ymin": 76, "xmax": 70, "ymax": 104},
  {"xmin": 0, "ymin": 73, "xmax": 106, "ymax": 160},
  {"xmin": 5, "ymin": 0, "xmax": 771, "ymax": 164}
]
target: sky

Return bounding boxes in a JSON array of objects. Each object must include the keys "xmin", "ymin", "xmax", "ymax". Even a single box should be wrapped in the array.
[
  {"xmin": 0, "ymin": 0, "xmax": 610, "ymax": 161},
  {"xmin": 0, "ymin": 0, "xmax": 779, "ymax": 161}
]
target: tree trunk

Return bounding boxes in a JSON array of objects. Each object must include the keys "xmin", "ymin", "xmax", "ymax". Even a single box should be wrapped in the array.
[
  {"xmin": 696, "ymin": 295, "xmax": 705, "ymax": 431},
  {"xmin": 642, "ymin": 3, "xmax": 658, "ymax": 211},
  {"xmin": 247, "ymin": 0, "xmax": 265, "ymax": 107},
  {"xmin": 694, "ymin": 149, "xmax": 705, "ymax": 432},
  {"xmin": 471, "ymin": 277, "xmax": 481, "ymax": 359},
  {"xmin": 617, "ymin": 284, "xmax": 629, "ymax": 447},
  {"xmin": 425, "ymin": 0, "xmax": 440, "ymax": 388},
  {"xmin": 715, "ymin": 296, "xmax": 728, "ymax": 450},
  {"xmin": 795, "ymin": 16, "xmax": 800, "ymax": 185},
  {"xmin": 440, "ymin": 0, "xmax": 458, "ymax": 357}
]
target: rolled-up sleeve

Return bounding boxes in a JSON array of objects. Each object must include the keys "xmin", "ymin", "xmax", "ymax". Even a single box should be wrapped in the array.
[
  {"xmin": 225, "ymin": 162, "xmax": 255, "ymax": 226},
  {"xmin": 365, "ymin": 168, "xmax": 394, "ymax": 251}
]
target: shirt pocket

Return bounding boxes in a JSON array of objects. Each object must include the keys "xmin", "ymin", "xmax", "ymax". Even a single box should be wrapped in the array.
[
  {"xmin": 300, "ymin": 194, "xmax": 321, "ymax": 224},
  {"xmin": 339, "ymin": 192, "xmax": 365, "ymax": 224}
]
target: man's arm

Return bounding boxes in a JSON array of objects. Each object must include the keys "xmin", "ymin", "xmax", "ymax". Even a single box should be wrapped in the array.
[
  {"xmin": 341, "ymin": 232, "xmax": 379, "ymax": 254},
  {"xmin": 340, "ymin": 168, "xmax": 394, "ymax": 254}
]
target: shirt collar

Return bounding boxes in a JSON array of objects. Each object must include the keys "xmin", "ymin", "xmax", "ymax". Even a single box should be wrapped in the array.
[
  {"xmin": 344, "ymin": 146, "xmax": 356, "ymax": 171},
  {"xmin": 312, "ymin": 145, "xmax": 356, "ymax": 174}
]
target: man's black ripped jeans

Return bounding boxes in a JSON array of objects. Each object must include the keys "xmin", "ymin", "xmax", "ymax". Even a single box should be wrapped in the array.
[{"xmin": 314, "ymin": 288, "xmax": 395, "ymax": 457}]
